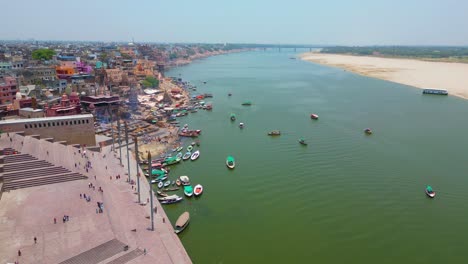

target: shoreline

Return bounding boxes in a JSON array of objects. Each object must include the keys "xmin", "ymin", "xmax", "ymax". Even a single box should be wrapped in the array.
[{"xmin": 300, "ymin": 52, "xmax": 468, "ymax": 100}]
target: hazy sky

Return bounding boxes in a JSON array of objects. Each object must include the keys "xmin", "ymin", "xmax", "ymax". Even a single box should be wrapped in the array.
[{"xmin": 2, "ymin": 0, "xmax": 467, "ymax": 45}]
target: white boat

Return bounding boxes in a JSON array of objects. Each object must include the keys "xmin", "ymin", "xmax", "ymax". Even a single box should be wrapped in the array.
[
  {"xmin": 182, "ymin": 151, "xmax": 191, "ymax": 160},
  {"xmin": 158, "ymin": 194, "xmax": 180, "ymax": 201},
  {"xmin": 160, "ymin": 197, "xmax": 183, "ymax": 205},
  {"xmin": 191, "ymin": 150, "xmax": 200, "ymax": 161},
  {"xmin": 157, "ymin": 181, "xmax": 163, "ymax": 188},
  {"xmin": 194, "ymin": 184, "xmax": 203, "ymax": 196},
  {"xmin": 164, "ymin": 180, "xmax": 171, "ymax": 187},
  {"xmin": 239, "ymin": 122, "xmax": 244, "ymax": 128},
  {"xmin": 179, "ymin": 175, "xmax": 190, "ymax": 186}
]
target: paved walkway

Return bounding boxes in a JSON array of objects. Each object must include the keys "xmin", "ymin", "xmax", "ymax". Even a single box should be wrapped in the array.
[{"xmin": 0, "ymin": 133, "xmax": 192, "ymax": 264}]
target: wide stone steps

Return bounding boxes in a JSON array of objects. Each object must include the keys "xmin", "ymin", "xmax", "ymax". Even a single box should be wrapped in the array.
[
  {"xmin": 106, "ymin": 248, "xmax": 144, "ymax": 264},
  {"xmin": 3, "ymin": 173, "xmax": 87, "ymax": 191},
  {"xmin": 59, "ymin": 239, "xmax": 127, "ymax": 264},
  {"xmin": 3, "ymin": 160, "xmax": 53, "ymax": 172},
  {"xmin": 4, "ymin": 153, "xmax": 36, "ymax": 163},
  {"xmin": 2, "ymin": 166, "xmax": 70, "ymax": 181}
]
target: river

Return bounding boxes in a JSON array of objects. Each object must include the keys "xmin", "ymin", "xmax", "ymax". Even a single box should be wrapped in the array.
[{"xmin": 160, "ymin": 50, "xmax": 468, "ymax": 263}]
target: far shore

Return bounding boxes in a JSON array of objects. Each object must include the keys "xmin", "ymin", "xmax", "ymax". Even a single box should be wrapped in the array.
[{"xmin": 300, "ymin": 52, "xmax": 468, "ymax": 100}]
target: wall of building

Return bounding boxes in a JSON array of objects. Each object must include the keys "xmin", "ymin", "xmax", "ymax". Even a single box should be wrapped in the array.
[{"xmin": 0, "ymin": 114, "xmax": 96, "ymax": 146}]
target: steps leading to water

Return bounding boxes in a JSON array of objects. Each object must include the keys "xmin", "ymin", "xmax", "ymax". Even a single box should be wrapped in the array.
[
  {"xmin": 104, "ymin": 248, "xmax": 144, "ymax": 264},
  {"xmin": 58, "ymin": 239, "xmax": 127, "ymax": 264}
]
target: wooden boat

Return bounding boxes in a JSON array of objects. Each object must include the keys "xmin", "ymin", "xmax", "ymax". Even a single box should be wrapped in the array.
[
  {"xmin": 179, "ymin": 176, "xmax": 190, "ymax": 186},
  {"xmin": 174, "ymin": 212, "xmax": 190, "ymax": 234},
  {"xmin": 176, "ymin": 152, "xmax": 183, "ymax": 159},
  {"xmin": 299, "ymin": 139, "xmax": 308, "ymax": 146},
  {"xmin": 176, "ymin": 179, "xmax": 181, "ymax": 186},
  {"xmin": 164, "ymin": 180, "xmax": 171, "ymax": 187},
  {"xmin": 191, "ymin": 142, "xmax": 196, "ymax": 146},
  {"xmin": 157, "ymin": 191, "xmax": 168, "ymax": 197},
  {"xmin": 179, "ymin": 131, "xmax": 200, "ymax": 137},
  {"xmin": 268, "ymin": 130, "xmax": 281, "ymax": 136},
  {"xmin": 187, "ymin": 145, "xmax": 193, "ymax": 152},
  {"xmin": 151, "ymin": 176, "xmax": 167, "ymax": 184},
  {"xmin": 182, "ymin": 151, "xmax": 191, "ymax": 160},
  {"xmin": 191, "ymin": 150, "xmax": 200, "ymax": 161},
  {"xmin": 228, "ymin": 93, "xmax": 232, "ymax": 96},
  {"xmin": 241, "ymin": 101, "xmax": 252, "ymax": 106},
  {"xmin": 230, "ymin": 113, "xmax": 236, "ymax": 121},
  {"xmin": 171, "ymin": 180, "xmax": 176, "ymax": 186},
  {"xmin": 226, "ymin": 156, "xmax": 235, "ymax": 169},
  {"xmin": 426, "ymin": 185, "xmax": 436, "ymax": 198},
  {"xmin": 164, "ymin": 187, "xmax": 180, "ymax": 192},
  {"xmin": 163, "ymin": 157, "xmax": 181, "ymax": 166},
  {"xmin": 364, "ymin": 128, "xmax": 373, "ymax": 135},
  {"xmin": 157, "ymin": 181, "xmax": 164, "ymax": 188},
  {"xmin": 160, "ymin": 197, "xmax": 183, "ymax": 205},
  {"xmin": 310, "ymin": 114, "xmax": 319, "ymax": 120},
  {"xmin": 194, "ymin": 184, "xmax": 203, "ymax": 196},
  {"xmin": 158, "ymin": 194, "xmax": 180, "ymax": 201},
  {"xmin": 176, "ymin": 146, "xmax": 183, "ymax": 152},
  {"xmin": 184, "ymin": 185, "xmax": 194, "ymax": 197}
]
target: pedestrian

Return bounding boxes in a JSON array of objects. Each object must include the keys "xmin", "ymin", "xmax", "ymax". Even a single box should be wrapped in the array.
[
  {"xmin": 75, "ymin": 163, "xmax": 77, "ymax": 168},
  {"xmin": 94, "ymin": 175, "xmax": 96, "ymax": 180},
  {"xmin": 18, "ymin": 249, "xmax": 21, "ymax": 256},
  {"xmin": 84, "ymin": 194, "xmax": 87, "ymax": 199},
  {"xmin": 54, "ymin": 217, "xmax": 57, "ymax": 224},
  {"xmin": 163, "ymin": 218, "xmax": 165, "ymax": 223},
  {"xmin": 105, "ymin": 166, "xmax": 108, "ymax": 170},
  {"xmin": 143, "ymin": 248, "xmax": 147, "ymax": 255},
  {"xmin": 110, "ymin": 176, "xmax": 112, "ymax": 180},
  {"xmin": 86, "ymin": 168, "xmax": 88, "ymax": 173},
  {"xmin": 34, "ymin": 237, "xmax": 37, "ymax": 244},
  {"xmin": 80, "ymin": 193, "xmax": 82, "ymax": 199},
  {"xmin": 93, "ymin": 186, "xmax": 95, "ymax": 191}
]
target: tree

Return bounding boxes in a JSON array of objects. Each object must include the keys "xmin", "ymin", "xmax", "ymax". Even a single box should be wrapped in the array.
[
  {"xmin": 141, "ymin": 76, "xmax": 159, "ymax": 88},
  {"xmin": 32, "ymin": 49, "xmax": 55, "ymax": 60}
]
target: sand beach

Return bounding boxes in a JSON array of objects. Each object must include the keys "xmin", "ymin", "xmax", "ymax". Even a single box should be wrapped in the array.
[{"xmin": 301, "ymin": 53, "xmax": 468, "ymax": 100}]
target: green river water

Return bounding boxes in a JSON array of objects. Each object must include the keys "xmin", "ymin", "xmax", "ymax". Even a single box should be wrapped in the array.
[{"xmin": 159, "ymin": 50, "xmax": 468, "ymax": 264}]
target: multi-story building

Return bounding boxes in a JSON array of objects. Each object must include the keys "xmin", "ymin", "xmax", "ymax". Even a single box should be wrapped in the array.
[{"xmin": 0, "ymin": 76, "xmax": 18, "ymax": 105}]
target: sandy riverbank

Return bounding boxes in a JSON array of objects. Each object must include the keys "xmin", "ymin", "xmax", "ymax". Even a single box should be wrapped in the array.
[{"xmin": 301, "ymin": 53, "xmax": 468, "ymax": 100}]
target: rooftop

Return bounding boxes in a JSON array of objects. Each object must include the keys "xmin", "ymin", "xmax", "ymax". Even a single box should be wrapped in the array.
[{"xmin": 0, "ymin": 114, "xmax": 93, "ymax": 125}]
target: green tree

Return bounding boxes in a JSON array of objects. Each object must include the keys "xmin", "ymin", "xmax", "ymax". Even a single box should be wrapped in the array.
[
  {"xmin": 141, "ymin": 76, "xmax": 159, "ymax": 88},
  {"xmin": 32, "ymin": 49, "xmax": 56, "ymax": 60}
]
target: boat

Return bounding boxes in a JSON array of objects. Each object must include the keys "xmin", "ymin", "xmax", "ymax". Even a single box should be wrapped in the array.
[
  {"xmin": 228, "ymin": 93, "xmax": 232, "ymax": 96},
  {"xmin": 164, "ymin": 180, "xmax": 171, "ymax": 187},
  {"xmin": 179, "ymin": 131, "xmax": 200, "ymax": 137},
  {"xmin": 230, "ymin": 113, "xmax": 236, "ymax": 121},
  {"xmin": 157, "ymin": 191, "xmax": 168, "ymax": 197},
  {"xmin": 176, "ymin": 146, "xmax": 183, "ymax": 152},
  {"xmin": 158, "ymin": 194, "xmax": 180, "ymax": 201},
  {"xmin": 184, "ymin": 185, "xmax": 194, "ymax": 197},
  {"xmin": 426, "ymin": 185, "xmax": 436, "ymax": 198},
  {"xmin": 195, "ymin": 140, "xmax": 200, "ymax": 146},
  {"xmin": 163, "ymin": 157, "xmax": 181, "ymax": 166},
  {"xmin": 241, "ymin": 101, "xmax": 252, "ymax": 106},
  {"xmin": 268, "ymin": 130, "xmax": 281, "ymax": 136},
  {"xmin": 187, "ymin": 145, "xmax": 193, "ymax": 152},
  {"xmin": 151, "ymin": 175, "xmax": 167, "ymax": 184},
  {"xmin": 422, "ymin": 89, "xmax": 448, "ymax": 95},
  {"xmin": 205, "ymin": 104, "xmax": 213, "ymax": 110},
  {"xmin": 310, "ymin": 114, "xmax": 319, "ymax": 120},
  {"xmin": 191, "ymin": 150, "xmax": 200, "ymax": 161},
  {"xmin": 171, "ymin": 180, "xmax": 175, "ymax": 186},
  {"xmin": 174, "ymin": 212, "xmax": 190, "ymax": 234},
  {"xmin": 176, "ymin": 179, "xmax": 181, "ymax": 186},
  {"xmin": 182, "ymin": 151, "xmax": 191, "ymax": 160},
  {"xmin": 160, "ymin": 197, "xmax": 183, "ymax": 205},
  {"xmin": 204, "ymin": 93, "xmax": 213, "ymax": 98},
  {"xmin": 191, "ymin": 142, "xmax": 196, "ymax": 146},
  {"xmin": 176, "ymin": 152, "xmax": 183, "ymax": 159},
  {"xmin": 239, "ymin": 123, "xmax": 244, "ymax": 128},
  {"xmin": 164, "ymin": 187, "xmax": 180, "ymax": 192},
  {"xmin": 364, "ymin": 128, "xmax": 373, "ymax": 135},
  {"xmin": 299, "ymin": 139, "xmax": 307, "ymax": 146},
  {"xmin": 157, "ymin": 181, "xmax": 164, "ymax": 188},
  {"xmin": 194, "ymin": 184, "xmax": 203, "ymax": 196},
  {"xmin": 226, "ymin": 156, "xmax": 235, "ymax": 169},
  {"xmin": 179, "ymin": 175, "xmax": 190, "ymax": 186}
]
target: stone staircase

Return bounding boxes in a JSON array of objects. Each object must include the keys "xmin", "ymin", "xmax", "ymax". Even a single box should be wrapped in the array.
[
  {"xmin": 0, "ymin": 149, "xmax": 87, "ymax": 191},
  {"xmin": 105, "ymin": 248, "xmax": 144, "ymax": 264},
  {"xmin": 59, "ymin": 239, "xmax": 127, "ymax": 264}
]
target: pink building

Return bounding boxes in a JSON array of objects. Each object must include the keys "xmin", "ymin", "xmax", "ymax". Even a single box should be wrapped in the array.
[
  {"xmin": 44, "ymin": 93, "xmax": 82, "ymax": 117},
  {"xmin": 0, "ymin": 77, "xmax": 18, "ymax": 105}
]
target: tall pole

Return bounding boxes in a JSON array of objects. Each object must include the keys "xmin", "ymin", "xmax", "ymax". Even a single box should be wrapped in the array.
[
  {"xmin": 117, "ymin": 114, "xmax": 122, "ymax": 165},
  {"xmin": 107, "ymin": 105, "xmax": 115, "ymax": 152},
  {"xmin": 134, "ymin": 136, "xmax": 141, "ymax": 204},
  {"xmin": 125, "ymin": 121, "xmax": 130, "ymax": 182},
  {"xmin": 148, "ymin": 152, "xmax": 154, "ymax": 231}
]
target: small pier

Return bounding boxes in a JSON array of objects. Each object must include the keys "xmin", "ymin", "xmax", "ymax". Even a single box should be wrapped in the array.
[{"xmin": 422, "ymin": 89, "xmax": 448, "ymax": 95}]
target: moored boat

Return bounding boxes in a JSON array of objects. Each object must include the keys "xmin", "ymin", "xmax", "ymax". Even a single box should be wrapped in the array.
[
  {"xmin": 158, "ymin": 194, "xmax": 180, "ymax": 201},
  {"xmin": 176, "ymin": 152, "xmax": 183, "ymax": 159},
  {"xmin": 174, "ymin": 212, "xmax": 190, "ymax": 234},
  {"xmin": 157, "ymin": 181, "xmax": 164, "ymax": 188},
  {"xmin": 182, "ymin": 151, "xmax": 191, "ymax": 160},
  {"xmin": 191, "ymin": 150, "xmax": 200, "ymax": 161},
  {"xmin": 176, "ymin": 146, "xmax": 183, "ymax": 152},
  {"xmin": 241, "ymin": 101, "xmax": 252, "ymax": 106},
  {"xmin": 151, "ymin": 175, "xmax": 167, "ymax": 184},
  {"xmin": 194, "ymin": 184, "xmax": 203, "ymax": 196},
  {"xmin": 364, "ymin": 128, "xmax": 373, "ymax": 135},
  {"xmin": 226, "ymin": 156, "xmax": 235, "ymax": 169},
  {"xmin": 164, "ymin": 180, "xmax": 171, "ymax": 187},
  {"xmin": 156, "ymin": 191, "xmax": 168, "ymax": 197},
  {"xmin": 179, "ymin": 175, "xmax": 190, "ymax": 186},
  {"xmin": 310, "ymin": 114, "xmax": 319, "ymax": 120},
  {"xmin": 426, "ymin": 185, "xmax": 436, "ymax": 198},
  {"xmin": 230, "ymin": 113, "xmax": 236, "ymax": 121},
  {"xmin": 187, "ymin": 145, "xmax": 193, "ymax": 152},
  {"xmin": 184, "ymin": 185, "xmax": 194, "ymax": 197},
  {"xmin": 163, "ymin": 157, "xmax": 181, "ymax": 166},
  {"xmin": 176, "ymin": 179, "xmax": 181, "ymax": 186},
  {"xmin": 160, "ymin": 197, "xmax": 183, "ymax": 205},
  {"xmin": 268, "ymin": 130, "xmax": 281, "ymax": 136},
  {"xmin": 239, "ymin": 123, "xmax": 244, "ymax": 128}
]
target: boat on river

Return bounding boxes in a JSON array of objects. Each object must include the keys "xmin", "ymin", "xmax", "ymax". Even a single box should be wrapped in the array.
[
  {"xmin": 310, "ymin": 114, "xmax": 319, "ymax": 120},
  {"xmin": 174, "ymin": 212, "xmax": 190, "ymax": 234},
  {"xmin": 179, "ymin": 175, "xmax": 190, "ymax": 186},
  {"xmin": 194, "ymin": 184, "xmax": 203, "ymax": 196},
  {"xmin": 164, "ymin": 180, "xmax": 171, "ymax": 187},
  {"xmin": 176, "ymin": 146, "xmax": 183, "ymax": 152},
  {"xmin": 226, "ymin": 156, "xmax": 235, "ymax": 169},
  {"xmin": 151, "ymin": 175, "xmax": 167, "ymax": 184},
  {"xmin": 158, "ymin": 194, "xmax": 180, "ymax": 201},
  {"xmin": 426, "ymin": 185, "xmax": 436, "ymax": 198},
  {"xmin": 160, "ymin": 197, "xmax": 183, "ymax": 205},
  {"xmin": 268, "ymin": 130, "xmax": 281, "ymax": 136},
  {"xmin": 364, "ymin": 128, "xmax": 373, "ymax": 135},
  {"xmin": 239, "ymin": 123, "xmax": 244, "ymax": 129},
  {"xmin": 299, "ymin": 139, "xmax": 307, "ymax": 146},
  {"xmin": 187, "ymin": 145, "xmax": 193, "ymax": 152},
  {"xmin": 163, "ymin": 157, "xmax": 181, "ymax": 166},
  {"xmin": 157, "ymin": 181, "xmax": 164, "ymax": 188},
  {"xmin": 176, "ymin": 152, "xmax": 183, "ymax": 159},
  {"xmin": 230, "ymin": 113, "xmax": 236, "ymax": 121},
  {"xmin": 182, "ymin": 151, "xmax": 191, "ymax": 160},
  {"xmin": 184, "ymin": 185, "xmax": 194, "ymax": 197},
  {"xmin": 191, "ymin": 150, "xmax": 200, "ymax": 161},
  {"xmin": 242, "ymin": 101, "xmax": 252, "ymax": 106}
]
